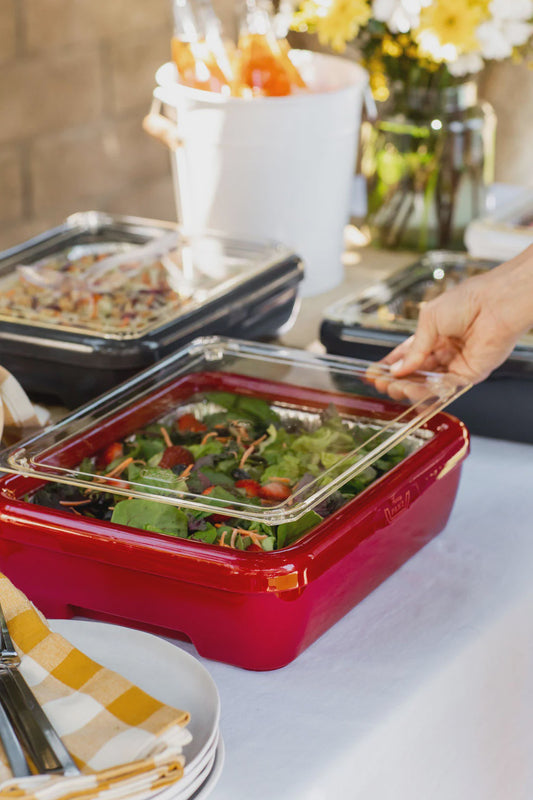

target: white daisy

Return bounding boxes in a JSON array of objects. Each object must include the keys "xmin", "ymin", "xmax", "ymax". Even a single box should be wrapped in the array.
[
  {"xmin": 489, "ymin": 0, "xmax": 533, "ymax": 22},
  {"xmin": 477, "ymin": 17, "xmax": 533, "ymax": 60},
  {"xmin": 372, "ymin": 0, "xmax": 426, "ymax": 34},
  {"xmin": 447, "ymin": 52, "xmax": 485, "ymax": 76}
]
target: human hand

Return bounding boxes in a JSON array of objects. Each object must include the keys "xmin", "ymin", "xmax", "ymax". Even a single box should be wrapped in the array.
[
  {"xmin": 381, "ymin": 245, "xmax": 533, "ymax": 384},
  {"xmin": 364, "ymin": 361, "xmax": 469, "ymax": 407}
]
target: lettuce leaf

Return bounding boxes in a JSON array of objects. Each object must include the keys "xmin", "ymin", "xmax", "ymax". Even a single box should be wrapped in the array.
[
  {"xmin": 205, "ymin": 392, "xmax": 280, "ymax": 425},
  {"xmin": 128, "ymin": 437, "xmax": 166, "ymax": 461},
  {"xmin": 277, "ymin": 510, "xmax": 323, "ymax": 549},
  {"xmin": 133, "ymin": 467, "xmax": 187, "ymax": 496},
  {"xmin": 188, "ymin": 440, "xmax": 224, "ymax": 459},
  {"xmin": 262, "ymin": 453, "xmax": 302, "ymax": 483},
  {"xmin": 292, "ymin": 427, "xmax": 355, "ymax": 455},
  {"xmin": 111, "ymin": 499, "xmax": 189, "ymax": 537}
]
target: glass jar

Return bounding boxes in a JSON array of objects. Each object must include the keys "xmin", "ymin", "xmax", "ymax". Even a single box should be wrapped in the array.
[{"xmin": 360, "ymin": 80, "xmax": 497, "ymax": 251}]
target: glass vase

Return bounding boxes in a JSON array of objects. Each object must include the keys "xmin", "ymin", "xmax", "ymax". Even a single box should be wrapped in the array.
[{"xmin": 360, "ymin": 80, "xmax": 497, "ymax": 251}]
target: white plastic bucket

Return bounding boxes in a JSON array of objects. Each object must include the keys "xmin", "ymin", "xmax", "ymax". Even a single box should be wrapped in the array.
[{"xmin": 153, "ymin": 51, "xmax": 368, "ymax": 297}]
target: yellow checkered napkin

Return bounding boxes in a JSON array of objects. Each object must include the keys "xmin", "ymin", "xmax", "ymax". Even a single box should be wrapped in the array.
[{"xmin": 0, "ymin": 574, "xmax": 192, "ymax": 800}]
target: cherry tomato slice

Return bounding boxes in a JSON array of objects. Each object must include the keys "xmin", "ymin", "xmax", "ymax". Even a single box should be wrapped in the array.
[
  {"xmin": 258, "ymin": 482, "xmax": 291, "ymax": 502},
  {"xmin": 98, "ymin": 442, "xmax": 123, "ymax": 467},
  {"xmin": 177, "ymin": 413, "xmax": 207, "ymax": 433},
  {"xmin": 235, "ymin": 479, "xmax": 261, "ymax": 497}
]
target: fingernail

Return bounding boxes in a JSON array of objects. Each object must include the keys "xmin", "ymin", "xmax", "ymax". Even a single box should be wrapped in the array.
[{"xmin": 390, "ymin": 359, "xmax": 404, "ymax": 374}]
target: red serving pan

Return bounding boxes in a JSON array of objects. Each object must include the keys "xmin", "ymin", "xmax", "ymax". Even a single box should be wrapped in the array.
[{"xmin": 0, "ymin": 372, "xmax": 469, "ymax": 670}]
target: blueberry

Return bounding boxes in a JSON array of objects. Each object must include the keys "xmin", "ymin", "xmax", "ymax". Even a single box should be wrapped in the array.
[{"xmin": 232, "ymin": 468, "xmax": 250, "ymax": 480}]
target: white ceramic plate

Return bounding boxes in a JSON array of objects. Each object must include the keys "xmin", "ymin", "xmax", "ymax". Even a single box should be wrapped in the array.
[
  {"xmin": 155, "ymin": 737, "xmax": 225, "ymax": 800},
  {"xmin": 50, "ymin": 620, "xmax": 221, "ymax": 776},
  {"xmin": 162, "ymin": 736, "xmax": 225, "ymax": 800}
]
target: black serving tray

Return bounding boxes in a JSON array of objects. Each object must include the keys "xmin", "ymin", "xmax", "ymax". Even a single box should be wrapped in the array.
[
  {"xmin": 320, "ymin": 251, "xmax": 533, "ymax": 443},
  {"xmin": 0, "ymin": 212, "xmax": 303, "ymax": 407}
]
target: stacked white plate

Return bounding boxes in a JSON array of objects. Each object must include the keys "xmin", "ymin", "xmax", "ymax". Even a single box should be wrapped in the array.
[
  {"xmin": 52, "ymin": 620, "xmax": 224, "ymax": 800},
  {"xmin": 152, "ymin": 639, "xmax": 223, "ymax": 800}
]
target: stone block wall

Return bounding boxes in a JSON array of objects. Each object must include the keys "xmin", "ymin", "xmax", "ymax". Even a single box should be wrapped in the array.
[{"xmin": 0, "ymin": 0, "xmax": 235, "ymax": 250}]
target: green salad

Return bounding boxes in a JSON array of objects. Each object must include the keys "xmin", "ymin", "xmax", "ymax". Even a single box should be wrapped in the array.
[{"xmin": 31, "ymin": 392, "xmax": 408, "ymax": 551}]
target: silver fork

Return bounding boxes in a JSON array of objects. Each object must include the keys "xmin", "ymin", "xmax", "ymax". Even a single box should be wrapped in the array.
[
  {"xmin": 0, "ymin": 695, "xmax": 32, "ymax": 776},
  {"xmin": 0, "ymin": 600, "xmax": 80, "ymax": 776}
]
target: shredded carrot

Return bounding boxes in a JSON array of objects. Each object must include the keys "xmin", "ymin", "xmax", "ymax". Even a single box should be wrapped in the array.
[
  {"xmin": 235, "ymin": 527, "xmax": 264, "ymax": 536},
  {"xmin": 201, "ymin": 431, "xmax": 218, "ymax": 445},
  {"xmin": 105, "ymin": 457, "xmax": 133, "ymax": 478},
  {"xmin": 230, "ymin": 422, "xmax": 250, "ymax": 447},
  {"xmin": 238, "ymin": 433, "xmax": 267, "ymax": 468},
  {"xmin": 246, "ymin": 531, "xmax": 269, "ymax": 547},
  {"xmin": 214, "ymin": 524, "xmax": 267, "ymax": 541},
  {"xmin": 239, "ymin": 444, "xmax": 254, "ymax": 469},
  {"xmin": 247, "ymin": 531, "xmax": 269, "ymax": 540},
  {"xmin": 59, "ymin": 499, "xmax": 92, "ymax": 507},
  {"xmin": 263, "ymin": 476, "xmax": 291, "ymax": 483},
  {"xmin": 91, "ymin": 294, "xmax": 102, "ymax": 319},
  {"xmin": 180, "ymin": 463, "xmax": 194, "ymax": 479},
  {"xmin": 160, "ymin": 426, "xmax": 172, "ymax": 448}
]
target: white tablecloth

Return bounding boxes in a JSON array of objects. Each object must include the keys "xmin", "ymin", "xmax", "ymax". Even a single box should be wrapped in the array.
[{"xmin": 173, "ymin": 435, "xmax": 533, "ymax": 800}]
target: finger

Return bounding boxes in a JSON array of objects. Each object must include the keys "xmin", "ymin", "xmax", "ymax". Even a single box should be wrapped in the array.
[
  {"xmin": 431, "ymin": 342, "xmax": 459, "ymax": 370},
  {"xmin": 385, "ymin": 379, "xmax": 433, "ymax": 405},
  {"xmin": 390, "ymin": 304, "xmax": 439, "ymax": 376},
  {"xmin": 413, "ymin": 353, "xmax": 444, "ymax": 372},
  {"xmin": 379, "ymin": 336, "xmax": 415, "ymax": 366},
  {"xmin": 369, "ymin": 372, "xmax": 394, "ymax": 396}
]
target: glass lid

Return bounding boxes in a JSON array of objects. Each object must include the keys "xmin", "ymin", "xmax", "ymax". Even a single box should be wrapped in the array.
[
  {"xmin": 0, "ymin": 226, "xmax": 295, "ymax": 340},
  {"xmin": 0, "ymin": 337, "xmax": 471, "ymax": 526},
  {"xmin": 325, "ymin": 252, "xmax": 533, "ymax": 349}
]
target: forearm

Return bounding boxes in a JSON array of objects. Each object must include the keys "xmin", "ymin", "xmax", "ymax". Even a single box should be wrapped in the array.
[{"xmin": 486, "ymin": 244, "xmax": 533, "ymax": 337}]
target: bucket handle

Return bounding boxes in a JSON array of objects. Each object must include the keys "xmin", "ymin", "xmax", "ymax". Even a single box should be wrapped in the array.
[
  {"xmin": 142, "ymin": 96, "xmax": 193, "ymax": 231},
  {"xmin": 142, "ymin": 96, "xmax": 182, "ymax": 151}
]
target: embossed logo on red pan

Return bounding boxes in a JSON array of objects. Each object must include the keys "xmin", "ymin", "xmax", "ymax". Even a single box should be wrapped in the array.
[{"xmin": 383, "ymin": 484, "xmax": 420, "ymax": 524}]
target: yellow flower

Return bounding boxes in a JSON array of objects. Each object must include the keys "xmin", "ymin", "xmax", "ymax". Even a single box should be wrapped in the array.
[
  {"xmin": 382, "ymin": 35, "xmax": 403, "ymax": 58},
  {"xmin": 366, "ymin": 54, "xmax": 389, "ymax": 101},
  {"xmin": 291, "ymin": 0, "xmax": 323, "ymax": 33},
  {"xmin": 470, "ymin": 0, "xmax": 490, "ymax": 14},
  {"xmin": 315, "ymin": 0, "xmax": 372, "ymax": 52},
  {"xmin": 417, "ymin": 0, "xmax": 486, "ymax": 58}
]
